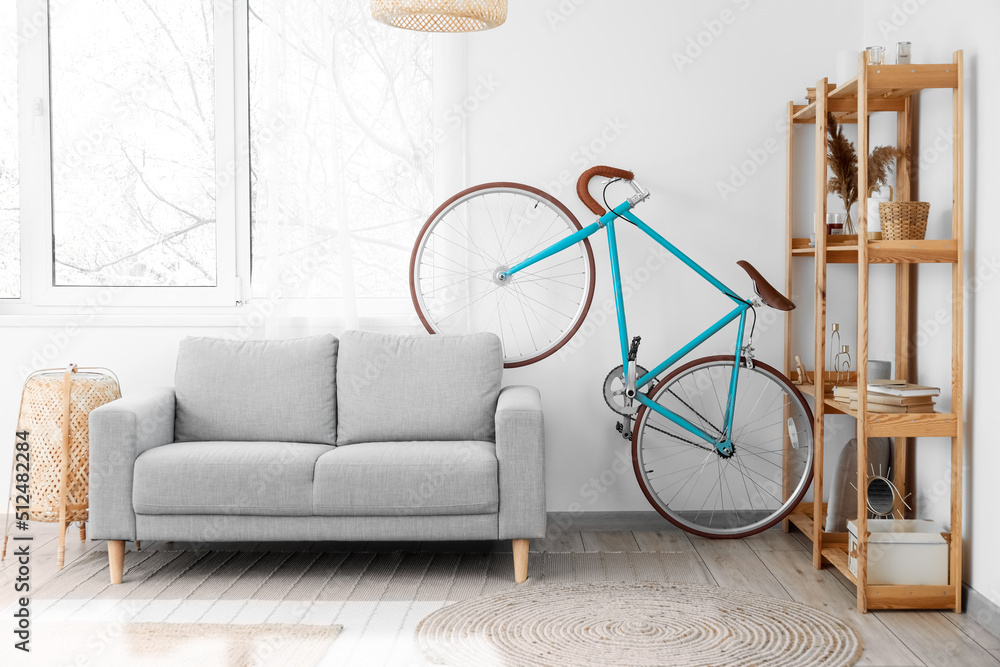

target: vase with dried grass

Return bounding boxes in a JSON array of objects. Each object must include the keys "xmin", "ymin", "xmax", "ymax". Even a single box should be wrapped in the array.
[{"xmin": 826, "ymin": 111, "xmax": 905, "ymax": 235}]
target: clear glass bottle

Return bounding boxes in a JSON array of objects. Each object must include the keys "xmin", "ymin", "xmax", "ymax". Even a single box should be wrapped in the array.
[{"xmin": 897, "ymin": 42, "xmax": 911, "ymax": 65}]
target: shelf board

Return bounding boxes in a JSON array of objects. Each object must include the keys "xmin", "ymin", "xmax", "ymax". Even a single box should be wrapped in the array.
[
  {"xmin": 791, "ymin": 64, "xmax": 959, "ymax": 124},
  {"xmin": 868, "ymin": 63, "xmax": 960, "ymax": 96},
  {"xmin": 787, "ymin": 502, "xmax": 848, "ymax": 546},
  {"xmin": 787, "ymin": 509, "xmax": 813, "ymax": 537},
  {"xmin": 821, "ymin": 546, "xmax": 957, "ymax": 609},
  {"xmin": 867, "ymin": 412, "xmax": 959, "ymax": 438},
  {"xmin": 796, "ymin": 383, "xmax": 958, "ymax": 437},
  {"xmin": 790, "ymin": 237, "xmax": 959, "ymax": 264},
  {"xmin": 793, "ymin": 96, "xmax": 905, "ymax": 123},
  {"xmin": 869, "ymin": 239, "xmax": 960, "ymax": 263},
  {"xmin": 795, "ymin": 382, "xmax": 850, "ymax": 416},
  {"xmin": 790, "ymin": 236, "xmax": 862, "ymax": 263},
  {"xmin": 829, "ymin": 77, "xmax": 858, "ymax": 99},
  {"xmin": 822, "ymin": 545, "xmax": 857, "ymax": 585},
  {"xmin": 867, "ymin": 585, "xmax": 958, "ymax": 610}
]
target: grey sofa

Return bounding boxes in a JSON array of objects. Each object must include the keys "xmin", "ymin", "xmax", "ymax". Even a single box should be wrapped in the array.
[{"xmin": 89, "ymin": 331, "xmax": 545, "ymax": 584}]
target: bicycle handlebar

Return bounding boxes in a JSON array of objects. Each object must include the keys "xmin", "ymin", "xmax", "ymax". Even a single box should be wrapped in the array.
[{"xmin": 576, "ymin": 165, "xmax": 635, "ymax": 215}]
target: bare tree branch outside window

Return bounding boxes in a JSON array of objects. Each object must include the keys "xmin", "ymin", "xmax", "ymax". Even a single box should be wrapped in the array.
[
  {"xmin": 49, "ymin": 0, "xmax": 217, "ymax": 287},
  {"xmin": 248, "ymin": 0, "xmax": 433, "ymax": 304}
]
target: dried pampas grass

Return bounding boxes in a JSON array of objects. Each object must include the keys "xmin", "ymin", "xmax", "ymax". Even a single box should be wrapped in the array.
[{"xmin": 826, "ymin": 112, "xmax": 907, "ymax": 233}]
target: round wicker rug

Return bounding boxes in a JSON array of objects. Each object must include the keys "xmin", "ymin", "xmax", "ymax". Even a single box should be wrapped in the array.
[{"xmin": 415, "ymin": 582, "xmax": 863, "ymax": 666}]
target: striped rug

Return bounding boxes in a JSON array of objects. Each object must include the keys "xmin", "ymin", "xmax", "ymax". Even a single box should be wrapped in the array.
[{"xmin": 18, "ymin": 547, "xmax": 714, "ymax": 665}]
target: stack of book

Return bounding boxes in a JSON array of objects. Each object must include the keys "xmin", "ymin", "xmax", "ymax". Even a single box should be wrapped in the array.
[{"xmin": 832, "ymin": 380, "xmax": 939, "ymax": 413}]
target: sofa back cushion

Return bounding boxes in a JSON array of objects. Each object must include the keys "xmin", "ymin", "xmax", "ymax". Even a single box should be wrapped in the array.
[
  {"xmin": 174, "ymin": 335, "xmax": 338, "ymax": 445},
  {"xmin": 336, "ymin": 331, "xmax": 502, "ymax": 445}
]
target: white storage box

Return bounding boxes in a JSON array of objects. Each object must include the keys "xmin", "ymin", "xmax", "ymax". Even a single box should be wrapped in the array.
[{"xmin": 847, "ymin": 519, "xmax": 948, "ymax": 585}]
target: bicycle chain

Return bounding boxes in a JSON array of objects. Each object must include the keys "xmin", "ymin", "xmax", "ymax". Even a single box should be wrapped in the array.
[
  {"xmin": 664, "ymin": 387, "xmax": 726, "ymax": 439},
  {"xmin": 642, "ymin": 421, "xmax": 716, "ymax": 453},
  {"xmin": 634, "ymin": 386, "xmax": 725, "ymax": 455}
]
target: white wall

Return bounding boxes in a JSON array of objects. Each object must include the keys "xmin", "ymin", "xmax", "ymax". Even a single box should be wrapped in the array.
[{"xmin": 2, "ymin": 0, "xmax": 996, "ymax": 599}]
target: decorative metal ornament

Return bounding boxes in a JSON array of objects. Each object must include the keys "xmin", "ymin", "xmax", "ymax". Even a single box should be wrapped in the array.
[
  {"xmin": 853, "ymin": 464, "xmax": 911, "ymax": 519},
  {"xmin": 371, "ymin": 0, "xmax": 507, "ymax": 32}
]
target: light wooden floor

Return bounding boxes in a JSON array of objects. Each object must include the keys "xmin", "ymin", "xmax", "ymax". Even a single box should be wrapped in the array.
[{"xmin": 2, "ymin": 515, "xmax": 998, "ymax": 666}]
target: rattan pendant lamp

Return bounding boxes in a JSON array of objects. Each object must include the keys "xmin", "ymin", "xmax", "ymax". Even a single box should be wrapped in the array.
[{"xmin": 371, "ymin": 0, "xmax": 507, "ymax": 32}]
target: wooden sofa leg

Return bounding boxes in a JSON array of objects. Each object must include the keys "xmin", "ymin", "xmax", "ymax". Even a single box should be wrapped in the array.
[
  {"xmin": 513, "ymin": 539, "xmax": 529, "ymax": 583},
  {"xmin": 108, "ymin": 540, "xmax": 125, "ymax": 584}
]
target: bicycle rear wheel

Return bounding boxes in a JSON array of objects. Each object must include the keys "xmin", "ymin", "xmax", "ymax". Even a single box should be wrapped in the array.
[
  {"xmin": 410, "ymin": 183, "xmax": 596, "ymax": 367},
  {"xmin": 632, "ymin": 355, "xmax": 814, "ymax": 538}
]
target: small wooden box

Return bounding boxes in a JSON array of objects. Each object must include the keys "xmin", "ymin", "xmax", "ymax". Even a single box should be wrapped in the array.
[{"xmin": 847, "ymin": 519, "xmax": 948, "ymax": 586}]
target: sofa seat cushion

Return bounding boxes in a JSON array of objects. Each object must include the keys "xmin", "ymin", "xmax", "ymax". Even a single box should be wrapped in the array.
[
  {"xmin": 335, "ymin": 331, "xmax": 502, "ymax": 445},
  {"xmin": 174, "ymin": 335, "xmax": 338, "ymax": 445},
  {"xmin": 133, "ymin": 441, "xmax": 333, "ymax": 516},
  {"xmin": 313, "ymin": 441, "xmax": 498, "ymax": 516}
]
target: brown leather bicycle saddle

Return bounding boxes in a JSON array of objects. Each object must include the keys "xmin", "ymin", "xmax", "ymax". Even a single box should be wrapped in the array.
[{"xmin": 737, "ymin": 260, "xmax": 795, "ymax": 311}]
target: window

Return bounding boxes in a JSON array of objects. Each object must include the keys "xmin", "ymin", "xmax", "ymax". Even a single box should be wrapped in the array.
[
  {"xmin": 1, "ymin": 0, "xmax": 440, "ymax": 311},
  {"xmin": 0, "ymin": 7, "xmax": 18, "ymax": 298},
  {"xmin": 248, "ymin": 0, "xmax": 433, "ymax": 311},
  {"xmin": 49, "ymin": 0, "xmax": 217, "ymax": 287}
]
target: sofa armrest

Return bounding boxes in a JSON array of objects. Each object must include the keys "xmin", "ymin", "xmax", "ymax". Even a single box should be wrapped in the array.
[
  {"xmin": 89, "ymin": 388, "xmax": 176, "ymax": 541},
  {"xmin": 495, "ymin": 385, "xmax": 546, "ymax": 540}
]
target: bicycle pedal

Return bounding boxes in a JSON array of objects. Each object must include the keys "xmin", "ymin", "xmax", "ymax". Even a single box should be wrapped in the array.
[{"xmin": 628, "ymin": 335, "xmax": 642, "ymax": 362}]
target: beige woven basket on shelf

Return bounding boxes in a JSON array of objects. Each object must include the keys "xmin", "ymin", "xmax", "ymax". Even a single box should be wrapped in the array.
[
  {"xmin": 16, "ymin": 368, "xmax": 120, "ymax": 523},
  {"xmin": 879, "ymin": 200, "xmax": 930, "ymax": 240}
]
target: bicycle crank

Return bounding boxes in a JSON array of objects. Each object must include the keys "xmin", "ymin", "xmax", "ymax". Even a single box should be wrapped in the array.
[{"xmin": 602, "ymin": 364, "xmax": 650, "ymax": 416}]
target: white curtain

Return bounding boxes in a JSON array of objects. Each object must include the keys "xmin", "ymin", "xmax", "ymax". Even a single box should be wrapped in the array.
[{"xmin": 248, "ymin": 0, "xmax": 434, "ymax": 337}]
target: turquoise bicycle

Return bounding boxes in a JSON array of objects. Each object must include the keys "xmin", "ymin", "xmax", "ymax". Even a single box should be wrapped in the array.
[{"xmin": 409, "ymin": 166, "xmax": 814, "ymax": 538}]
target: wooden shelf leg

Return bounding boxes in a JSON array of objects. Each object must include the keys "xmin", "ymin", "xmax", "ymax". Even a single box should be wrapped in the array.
[
  {"xmin": 856, "ymin": 50, "xmax": 871, "ymax": 614},
  {"xmin": 950, "ymin": 49, "xmax": 965, "ymax": 614},
  {"xmin": 783, "ymin": 99, "xmax": 796, "ymax": 535},
  {"xmin": 811, "ymin": 78, "xmax": 830, "ymax": 571}
]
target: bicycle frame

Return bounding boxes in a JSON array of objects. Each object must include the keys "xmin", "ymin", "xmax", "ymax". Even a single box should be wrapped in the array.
[{"xmin": 503, "ymin": 198, "xmax": 753, "ymax": 455}]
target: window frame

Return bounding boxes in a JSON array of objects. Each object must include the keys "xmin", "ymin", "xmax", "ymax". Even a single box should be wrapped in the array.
[
  {"xmin": 12, "ymin": 0, "xmax": 239, "ymax": 309},
  {"xmin": 2, "ymin": 0, "xmax": 462, "ymax": 317}
]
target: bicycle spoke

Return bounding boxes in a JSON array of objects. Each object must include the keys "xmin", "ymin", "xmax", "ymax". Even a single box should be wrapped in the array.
[
  {"xmin": 418, "ymin": 264, "xmax": 493, "ymax": 280},
  {"xmin": 511, "ymin": 281, "xmax": 558, "ymax": 343},
  {"xmin": 420, "ymin": 274, "xmax": 491, "ymax": 298}
]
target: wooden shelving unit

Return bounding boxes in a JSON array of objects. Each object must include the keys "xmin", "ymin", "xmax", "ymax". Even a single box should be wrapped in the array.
[{"xmin": 782, "ymin": 52, "xmax": 964, "ymax": 613}]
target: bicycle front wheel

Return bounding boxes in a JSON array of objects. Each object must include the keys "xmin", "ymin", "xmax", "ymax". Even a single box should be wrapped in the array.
[
  {"xmin": 410, "ymin": 183, "xmax": 596, "ymax": 367},
  {"xmin": 632, "ymin": 355, "xmax": 814, "ymax": 538}
]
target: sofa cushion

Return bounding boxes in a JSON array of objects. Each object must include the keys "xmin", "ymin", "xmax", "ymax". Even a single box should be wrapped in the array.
[
  {"xmin": 174, "ymin": 335, "xmax": 338, "ymax": 445},
  {"xmin": 313, "ymin": 441, "xmax": 499, "ymax": 516},
  {"xmin": 133, "ymin": 441, "xmax": 333, "ymax": 516},
  {"xmin": 335, "ymin": 331, "xmax": 502, "ymax": 445}
]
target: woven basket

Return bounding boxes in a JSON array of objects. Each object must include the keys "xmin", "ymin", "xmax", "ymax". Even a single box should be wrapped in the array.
[
  {"xmin": 879, "ymin": 201, "xmax": 930, "ymax": 240},
  {"xmin": 15, "ymin": 368, "xmax": 121, "ymax": 523}
]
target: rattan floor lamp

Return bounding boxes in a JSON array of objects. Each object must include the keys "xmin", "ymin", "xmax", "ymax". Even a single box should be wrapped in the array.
[{"xmin": 3, "ymin": 365, "xmax": 121, "ymax": 569}]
